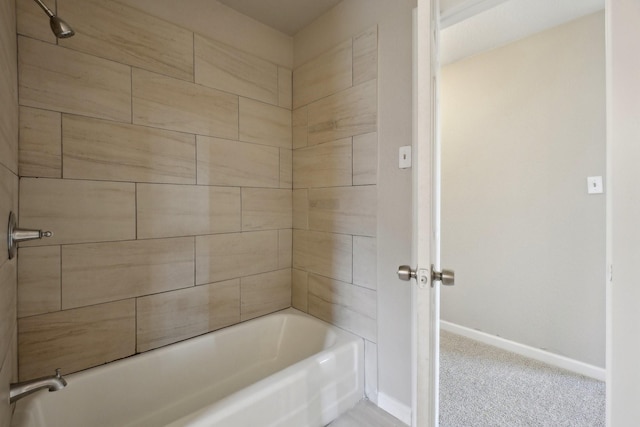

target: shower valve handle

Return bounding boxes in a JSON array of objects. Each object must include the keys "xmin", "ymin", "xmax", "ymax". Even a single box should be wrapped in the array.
[{"xmin": 7, "ymin": 211, "xmax": 53, "ymax": 260}]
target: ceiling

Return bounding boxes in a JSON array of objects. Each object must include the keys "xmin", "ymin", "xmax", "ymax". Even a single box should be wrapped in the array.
[
  {"xmin": 217, "ymin": 0, "xmax": 605, "ymax": 59},
  {"xmin": 442, "ymin": 0, "xmax": 604, "ymax": 64},
  {"xmin": 217, "ymin": 0, "xmax": 343, "ymax": 36}
]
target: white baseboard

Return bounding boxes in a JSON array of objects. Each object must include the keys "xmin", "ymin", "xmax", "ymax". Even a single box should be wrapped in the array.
[
  {"xmin": 377, "ymin": 392, "xmax": 412, "ymax": 426},
  {"xmin": 440, "ymin": 321, "xmax": 606, "ymax": 381}
]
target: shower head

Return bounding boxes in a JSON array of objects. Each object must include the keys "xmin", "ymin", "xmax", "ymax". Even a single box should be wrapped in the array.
[
  {"xmin": 32, "ymin": 0, "xmax": 75, "ymax": 39},
  {"xmin": 49, "ymin": 15, "xmax": 75, "ymax": 38}
]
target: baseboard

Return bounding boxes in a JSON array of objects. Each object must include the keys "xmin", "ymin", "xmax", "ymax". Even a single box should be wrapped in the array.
[
  {"xmin": 440, "ymin": 321, "xmax": 606, "ymax": 381},
  {"xmin": 377, "ymin": 392, "xmax": 412, "ymax": 426}
]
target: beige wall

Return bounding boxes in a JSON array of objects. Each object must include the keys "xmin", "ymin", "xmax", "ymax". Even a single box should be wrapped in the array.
[
  {"xmin": 291, "ymin": 26, "xmax": 379, "ymax": 400},
  {"xmin": 441, "ymin": 12, "xmax": 606, "ymax": 367},
  {"xmin": 16, "ymin": 0, "xmax": 292, "ymax": 380},
  {"xmin": 294, "ymin": 0, "xmax": 416, "ymax": 412},
  {"xmin": 0, "ymin": 0, "xmax": 18, "ymax": 422}
]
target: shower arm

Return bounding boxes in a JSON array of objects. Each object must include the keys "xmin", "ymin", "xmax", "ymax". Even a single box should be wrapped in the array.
[{"xmin": 33, "ymin": 0, "xmax": 55, "ymax": 18}]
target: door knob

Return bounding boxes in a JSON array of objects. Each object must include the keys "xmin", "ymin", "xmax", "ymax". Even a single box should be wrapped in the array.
[
  {"xmin": 397, "ymin": 265, "xmax": 417, "ymax": 281},
  {"xmin": 432, "ymin": 267, "xmax": 455, "ymax": 286}
]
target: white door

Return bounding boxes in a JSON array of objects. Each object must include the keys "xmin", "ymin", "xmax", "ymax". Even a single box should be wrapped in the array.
[{"xmin": 399, "ymin": 1, "xmax": 447, "ymax": 426}]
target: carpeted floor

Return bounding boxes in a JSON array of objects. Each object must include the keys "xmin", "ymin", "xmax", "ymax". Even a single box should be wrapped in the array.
[{"xmin": 439, "ymin": 331, "xmax": 606, "ymax": 427}]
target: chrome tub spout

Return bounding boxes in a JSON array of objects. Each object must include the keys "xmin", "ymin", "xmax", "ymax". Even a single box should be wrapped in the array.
[{"xmin": 9, "ymin": 369, "xmax": 67, "ymax": 403}]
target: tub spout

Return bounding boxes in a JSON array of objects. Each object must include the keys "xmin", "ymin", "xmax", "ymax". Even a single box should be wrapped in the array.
[{"xmin": 9, "ymin": 369, "xmax": 67, "ymax": 403}]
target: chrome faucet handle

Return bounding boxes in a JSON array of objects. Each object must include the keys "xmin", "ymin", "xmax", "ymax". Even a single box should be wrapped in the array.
[
  {"xmin": 55, "ymin": 368, "xmax": 61, "ymax": 378},
  {"xmin": 42, "ymin": 231, "xmax": 53, "ymax": 238}
]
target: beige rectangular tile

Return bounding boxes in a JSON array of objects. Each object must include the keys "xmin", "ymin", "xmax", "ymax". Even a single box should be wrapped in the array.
[
  {"xmin": 308, "ymin": 273, "xmax": 376, "ymax": 342},
  {"xmin": 18, "ymin": 246, "xmax": 61, "ymax": 318},
  {"xmin": 137, "ymin": 184, "xmax": 240, "ymax": 239},
  {"xmin": 196, "ymin": 231, "xmax": 278, "ymax": 284},
  {"xmin": 18, "ymin": 300, "xmax": 135, "ymax": 380},
  {"xmin": 293, "ymin": 189, "xmax": 308, "ymax": 230},
  {"xmin": 0, "ymin": 0, "xmax": 18, "ymax": 176},
  {"xmin": 353, "ymin": 236, "xmax": 377, "ymax": 290},
  {"xmin": 196, "ymin": 136, "xmax": 280, "ymax": 187},
  {"xmin": 0, "ymin": 259, "xmax": 17, "ymax": 369},
  {"xmin": 307, "ymin": 80, "xmax": 377, "ymax": 146},
  {"xmin": 195, "ymin": 35, "xmax": 278, "ymax": 105},
  {"xmin": 308, "ymin": 186, "xmax": 377, "ymax": 236},
  {"xmin": 280, "ymin": 149, "xmax": 292, "ymax": 189},
  {"xmin": 242, "ymin": 188, "xmax": 292, "ymax": 231},
  {"xmin": 19, "ymin": 36, "xmax": 131, "ymax": 122},
  {"xmin": 353, "ymin": 26, "xmax": 378, "ymax": 86},
  {"xmin": 133, "ymin": 68, "xmax": 238, "ymax": 139},
  {"xmin": 292, "ymin": 269, "xmax": 308, "ymax": 312},
  {"xmin": 278, "ymin": 67, "xmax": 292, "ymax": 109},
  {"xmin": 293, "ymin": 40, "xmax": 352, "ymax": 109},
  {"xmin": 137, "ymin": 279, "xmax": 240, "ymax": 352},
  {"xmin": 293, "ymin": 138, "xmax": 352, "ymax": 188},
  {"xmin": 293, "ymin": 230, "xmax": 352, "ymax": 283},
  {"xmin": 17, "ymin": 0, "xmax": 56, "ymax": 43},
  {"xmin": 0, "ymin": 114, "xmax": 18, "ymax": 176},
  {"xmin": 62, "ymin": 237, "xmax": 195, "ymax": 309},
  {"xmin": 241, "ymin": 269, "xmax": 291, "ymax": 321},
  {"xmin": 59, "ymin": 0, "xmax": 194, "ymax": 81},
  {"xmin": 19, "ymin": 107, "xmax": 61, "ymax": 178},
  {"xmin": 0, "ymin": 167, "xmax": 18, "ymax": 265},
  {"xmin": 19, "ymin": 178, "xmax": 135, "ymax": 246},
  {"xmin": 0, "ymin": 118, "xmax": 18, "ymax": 178},
  {"xmin": 292, "ymin": 106, "xmax": 308, "ymax": 149},
  {"xmin": 239, "ymin": 98, "xmax": 292, "ymax": 149},
  {"xmin": 63, "ymin": 115, "xmax": 196, "ymax": 184},
  {"xmin": 353, "ymin": 132, "xmax": 378, "ymax": 185},
  {"xmin": 279, "ymin": 229, "xmax": 292, "ymax": 269}
]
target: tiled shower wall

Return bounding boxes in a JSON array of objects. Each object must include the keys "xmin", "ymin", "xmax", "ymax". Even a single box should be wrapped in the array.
[
  {"xmin": 16, "ymin": 0, "xmax": 293, "ymax": 380},
  {"xmin": 290, "ymin": 27, "xmax": 379, "ymax": 399},
  {"xmin": 0, "ymin": 0, "xmax": 18, "ymax": 423}
]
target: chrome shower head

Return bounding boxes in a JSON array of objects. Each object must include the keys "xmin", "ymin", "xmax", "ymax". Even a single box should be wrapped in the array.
[
  {"xmin": 33, "ymin": 0, "xmax": 75, "ymax": 39},
  {"xmin": 49, "ymin": 15, "xmax": 75, "ymax": 38}
]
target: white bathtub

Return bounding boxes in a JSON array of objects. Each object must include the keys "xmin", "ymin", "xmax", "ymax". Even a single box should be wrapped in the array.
[{"xmin": 11, "ymin": 309, "xmax": 364, "ymax": 427}]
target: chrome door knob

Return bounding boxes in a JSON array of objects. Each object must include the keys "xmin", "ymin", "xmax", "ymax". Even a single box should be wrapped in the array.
[
  {"xmin": 432, "ymin": 268, "xmax": 455, "ymax": 286},
  {"xmin": 397, "ymin": 265, "xmax": 417, "ymax": 281}
]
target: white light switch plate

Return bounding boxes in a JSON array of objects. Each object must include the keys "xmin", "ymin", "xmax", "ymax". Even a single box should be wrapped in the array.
[
  {"xmin": 399, "ymin": 146, "xmax": 412, "ymax": 169},
  {"xmin": 587, "ymin": 176, "xmax": 603, "ymax": 194}
]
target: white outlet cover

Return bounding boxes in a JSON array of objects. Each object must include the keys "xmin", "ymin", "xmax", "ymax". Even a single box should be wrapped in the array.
[{"xmin": 587, "ymin": 176, "xmax": 603, "ymax": 194}]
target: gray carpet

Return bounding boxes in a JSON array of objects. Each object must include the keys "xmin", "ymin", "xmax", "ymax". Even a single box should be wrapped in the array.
[{"xmin": 439, "ymin": 331, "xmax": 605, "ymax": 427}]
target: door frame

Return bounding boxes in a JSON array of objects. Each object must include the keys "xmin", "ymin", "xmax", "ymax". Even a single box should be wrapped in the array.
[{"xmin": 412, "ymin": 1, "xmax": 440, "ymax": 426}]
